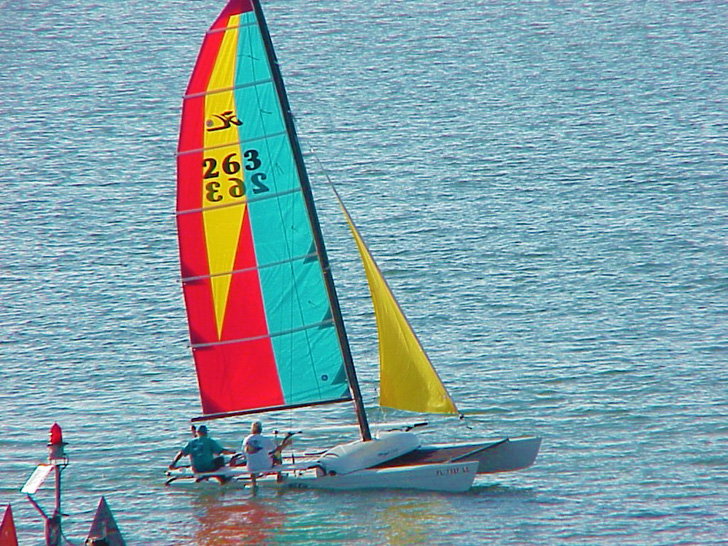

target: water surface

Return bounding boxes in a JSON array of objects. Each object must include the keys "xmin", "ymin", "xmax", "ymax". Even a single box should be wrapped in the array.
[{"xmin": 1, "ymin": 0, "xmax": 726, "ymax": 544}]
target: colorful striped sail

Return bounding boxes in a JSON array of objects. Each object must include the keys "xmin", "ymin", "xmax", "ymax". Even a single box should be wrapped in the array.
[{"xmin": 176, "ymin": 0, "xmax": 351, "ymax": 419}]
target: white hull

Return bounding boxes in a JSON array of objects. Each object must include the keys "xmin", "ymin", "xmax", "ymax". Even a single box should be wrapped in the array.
[
  {"xmin": 317, "ymin": 430, "xmax": 420, "ymax": 474},
  {"xmin": 166, "ymin": 460, "xmax": 477, "ymax": 493},
  {"xmin": 281, "ymin": 460, "xmax": 477, "ymax": 492}
]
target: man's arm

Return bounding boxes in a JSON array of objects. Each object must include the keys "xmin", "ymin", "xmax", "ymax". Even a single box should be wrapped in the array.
[
  {"xmin": 169, "ymin": 450, "xmax": 184, "ymax": 469},
  {"xmin": 212, "ymin": 438, "xmax": 236, "ymax": 456}
]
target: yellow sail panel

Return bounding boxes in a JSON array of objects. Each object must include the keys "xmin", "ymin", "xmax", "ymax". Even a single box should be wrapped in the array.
[
  {"xmin": 202, "ymin": 16, "xmax": 245, "ymax": 339},
  {"xmin": 337, "ymin": 197, "xmax": 458, "ymax": 414}
]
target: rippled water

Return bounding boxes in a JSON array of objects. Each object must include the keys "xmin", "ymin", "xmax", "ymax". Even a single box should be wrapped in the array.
[{"xmin": 1, "ymin": 0, "xmax": 726, "ymax": 544}]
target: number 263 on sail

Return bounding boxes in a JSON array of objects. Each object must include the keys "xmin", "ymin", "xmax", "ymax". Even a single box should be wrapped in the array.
[{"xmin": 202, "ymin": 149, "xmax": 270, "ymax": 201}]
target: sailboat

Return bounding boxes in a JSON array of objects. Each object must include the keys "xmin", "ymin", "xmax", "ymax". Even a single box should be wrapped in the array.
[{"xmin": 167, "ymin": 0, "xmax": 540, "ymax": 492}]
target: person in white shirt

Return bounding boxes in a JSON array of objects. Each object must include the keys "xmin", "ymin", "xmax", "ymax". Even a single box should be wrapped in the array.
[{"xmin": 242, "ymin": 421, "xmax": 277, "ymax": 487}]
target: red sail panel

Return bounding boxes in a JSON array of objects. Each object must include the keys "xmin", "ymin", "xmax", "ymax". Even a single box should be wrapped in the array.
[{"xmin": 180, "ymin": 212, "xmax": 284, "ymax": 413}]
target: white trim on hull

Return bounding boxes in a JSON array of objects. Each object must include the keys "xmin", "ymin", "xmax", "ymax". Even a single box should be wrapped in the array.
[
  {"xmin": 282, "ymin": 461, "xmax": 477, "ymax": 492},
  {"xmin": 166, "ymin": 460, "xmax": 478, "ymax": 493}
]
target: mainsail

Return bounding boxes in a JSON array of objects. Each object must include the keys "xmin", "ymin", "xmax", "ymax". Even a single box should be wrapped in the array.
[{"xmin": 176, "ymin": 0, "xmax": 355, "ymax": 420}]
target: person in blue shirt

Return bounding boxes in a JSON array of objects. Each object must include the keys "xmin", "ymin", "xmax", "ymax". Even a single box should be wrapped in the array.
[{"xmin": 169, "ymin": 425, "xmax": 235, "ymax": 473}]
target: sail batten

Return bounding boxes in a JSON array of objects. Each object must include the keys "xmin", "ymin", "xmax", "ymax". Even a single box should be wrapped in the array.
[
  {"xmin": 207, "ymin": 21, "xmax": 258, "ymax": 34},
  {"xmin": 183, "ymin": 77, "xmax": 274, "ymax": 100},
  {"xmin": 192, "ymin": 318, "xmax": 335, "ymax": 349},
  {"xmin": 177, "ymin": 186, "xmax": 301, "ymax": 216},
  {"xmin": 183, "ymin": 251, "xmax": 318, "ymax": 283}
]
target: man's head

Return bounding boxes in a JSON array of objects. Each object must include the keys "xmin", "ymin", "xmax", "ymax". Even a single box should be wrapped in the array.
[
  {"xmin": 251, "ymin": 421, "xmax": 262, "ymax": 434},
  {"xmin": 197, "ymin": 425, "xmax": 208, "ymax": 436}
]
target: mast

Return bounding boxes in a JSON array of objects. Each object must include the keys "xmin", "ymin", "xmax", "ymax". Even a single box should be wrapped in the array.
[{"xmin": 251, "ymin": 0, "xmax": 371, "ymax": 441}]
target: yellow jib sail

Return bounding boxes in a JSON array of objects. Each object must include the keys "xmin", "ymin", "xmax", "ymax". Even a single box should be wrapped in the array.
[{"xmin": 334, "ymin": 193, "xmax": 458, "ymax": 414}]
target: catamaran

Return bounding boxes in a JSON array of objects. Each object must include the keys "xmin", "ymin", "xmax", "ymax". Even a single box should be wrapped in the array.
[{"xmin": 166, "ymin": 0, "xmax": 540, "ymax": 492}]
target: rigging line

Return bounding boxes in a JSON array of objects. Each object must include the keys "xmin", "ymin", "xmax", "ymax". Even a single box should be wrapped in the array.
[
  {"xmin": 181, "ymin": 251, "xmax": 318, "ymax": 283},
  {"xmin": 304, "ymin": 139, "xmax": 340, "ymax": 195},
  {"xmin": 303, "ymin": 139, "xmax": 356, "ymax": 220}
]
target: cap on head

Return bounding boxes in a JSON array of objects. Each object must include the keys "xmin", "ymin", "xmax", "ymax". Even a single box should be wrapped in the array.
[
  {"xmin": 197, "ymin": 425, "xmax": 208, "ymax": 435},
  {"xmin": 251, "ymin": 421, "xmax": 262, "ymax": 434}
]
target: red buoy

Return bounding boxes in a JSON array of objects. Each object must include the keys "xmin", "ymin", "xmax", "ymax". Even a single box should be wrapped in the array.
[{"xmin": 49, "ymin": 423, "xmax": 63, "ymax": 446}]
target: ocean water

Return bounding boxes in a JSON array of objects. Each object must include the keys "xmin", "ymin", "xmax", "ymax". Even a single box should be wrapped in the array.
[{"xmin": 1, "ymin": 0, "xmax": 726, "ymax": 544}]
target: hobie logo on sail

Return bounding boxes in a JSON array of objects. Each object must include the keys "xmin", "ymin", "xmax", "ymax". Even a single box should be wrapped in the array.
[{"xmin": 206, "ymin": 110, "xmax": 242, "ymax": 132}]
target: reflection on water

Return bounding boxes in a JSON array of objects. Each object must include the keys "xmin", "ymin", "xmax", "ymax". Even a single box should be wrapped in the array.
[
  {"xmin": 167, "ymin": 483, "xmax": 543, "ymax": 545},
  {"xmin": 188, "ymin": 492, "xmax": 287, "ymax": 546},
  {"xmin": 178, "ymin": 489, "xmax": 464, "ymax": 545},
  {"xmin": 376, "ymin": 497, "xmax": 452, "ymax": 546}
]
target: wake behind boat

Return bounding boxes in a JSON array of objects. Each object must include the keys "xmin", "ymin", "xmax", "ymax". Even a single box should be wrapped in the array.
[{"xmin": 169, "ymin": 0, "xmax": 540, "ymax": 492}]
